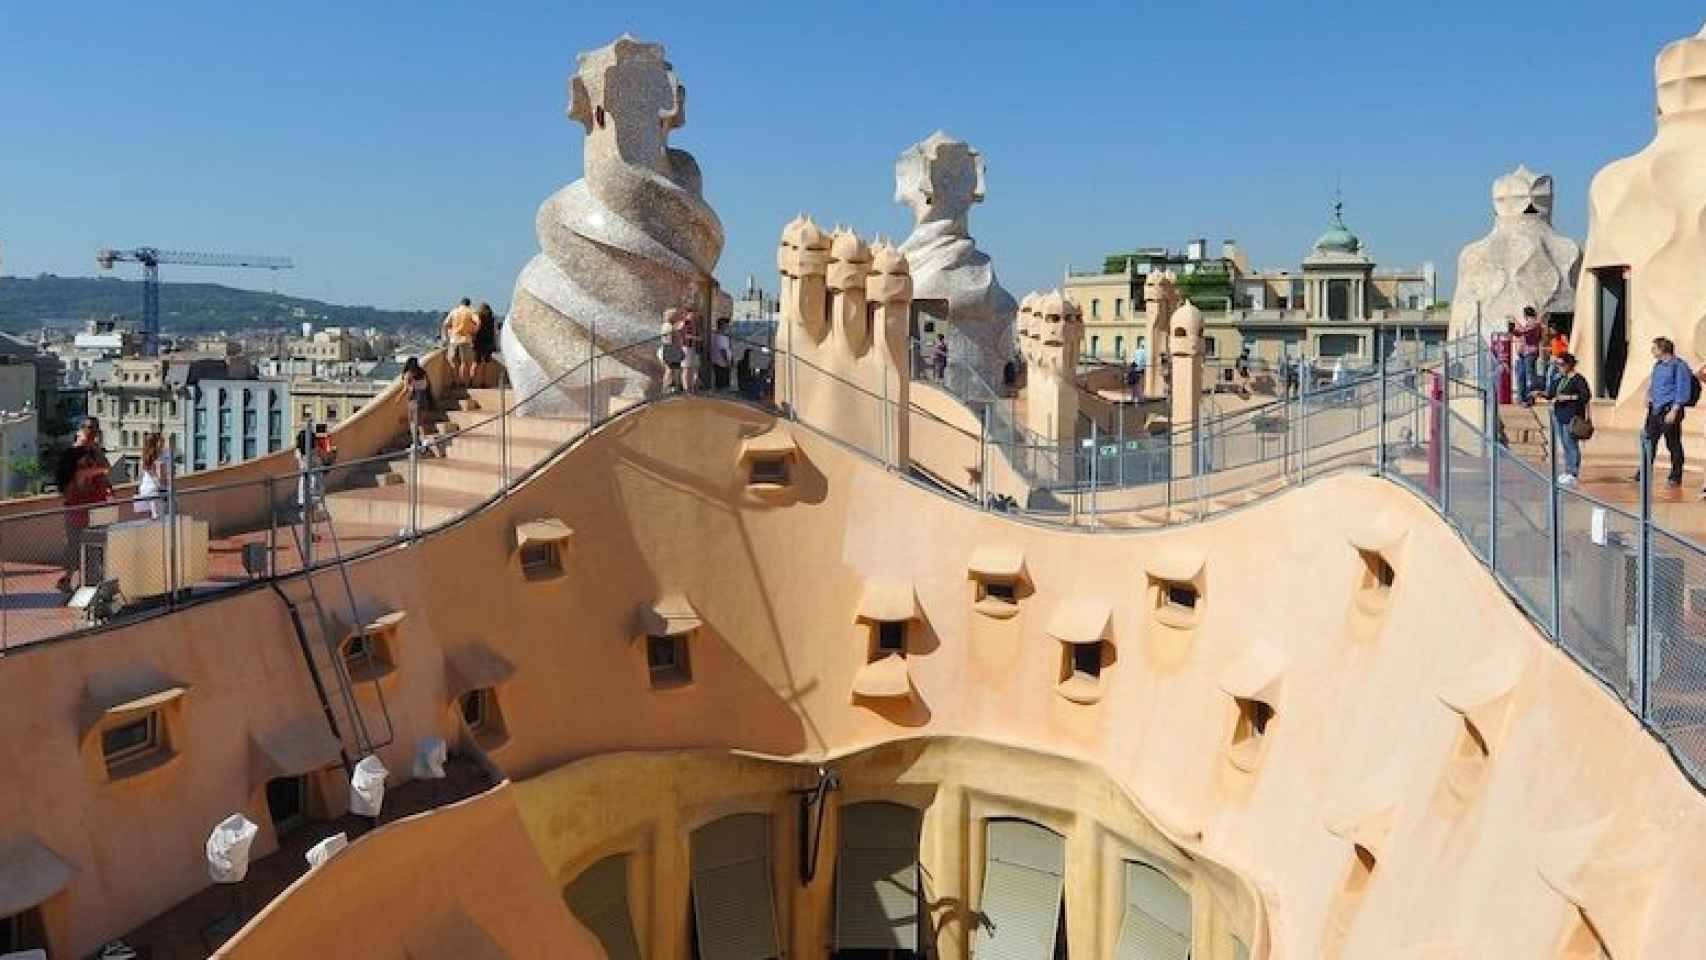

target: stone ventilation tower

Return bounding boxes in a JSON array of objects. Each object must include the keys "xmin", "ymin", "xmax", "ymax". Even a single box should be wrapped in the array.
[
  {"xmin": 1571, "ymin": 21, "xmax": 1706, "ymax": 421},
  {"xmin": 500, "ymin": 35, "xmax": 725, "ymax": 413},
  {"xmin": 894, "ymin": 131, "xmax": 1017, "ymax": 390},
  {"xmin": 1143, "ymin": 270, "xmax": 1179, "ymax": 398},
  {"xmin": 1169, "ymin": 301, "xmax": 1206, "ymax": 472},
  {"xmin": 1450, "ymin": 164, "xmax": 1581, "ymax": 343},
  {"xmin": 1018, "ymin": 290, "xmax": 1084, "ymax": 458},
  {"xmin": 776, "ymin": 215, "xmax": 913, "ymax": 467}
]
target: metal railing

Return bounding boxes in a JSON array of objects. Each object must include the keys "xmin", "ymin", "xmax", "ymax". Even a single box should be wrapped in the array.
[{"xmin": 1384, "ymin": 351, "xmax": 1706, "ymax": 791}]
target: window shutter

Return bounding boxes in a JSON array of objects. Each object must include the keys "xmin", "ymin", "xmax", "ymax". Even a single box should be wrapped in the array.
[
  {"xmin": 836, "ymin": 802, "xmax": 922, "ymax": 951},
  {"xmin": 565, "ymin": 854, "xmax": 642, "ymax": 960},
  {"xmin": 1113, "ymin": 860, "xmax": 1191, "ymax": 960},
  {"xmin": 975, "ymin": 819, "xmax": 1066, "ymax": 960},
  {"xmin": 691, "ymin": 813, "xmax": 780, "ymax": 960}
]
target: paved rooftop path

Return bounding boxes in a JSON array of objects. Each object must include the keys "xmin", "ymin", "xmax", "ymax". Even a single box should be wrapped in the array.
[{"xmin": 117, "ymin": 755, "xmax": 496, "ymax": 959}]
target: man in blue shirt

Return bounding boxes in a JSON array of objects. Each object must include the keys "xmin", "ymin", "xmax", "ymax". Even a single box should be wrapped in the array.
[{"xmin": 1641, "ymin": 336, "xmax": 1693, "ymax": 485}]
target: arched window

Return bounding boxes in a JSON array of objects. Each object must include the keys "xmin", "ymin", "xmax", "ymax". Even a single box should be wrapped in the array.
[
  {"xmin": 835, "ymin": 802, "xmax": 923, "ymax": 957},
  {"xmin": 1114, "ymin": 860, "xmax": 1191, "ymax": 960},
  {"xmin": 690, "ymin": 813, "xmax": 779, "ymax": 960},
  {"xmin": 977, "ymin": 819, "xmax": 1066, "ymax": 959},
  {"xmin": 565, "ymin": 853, "xmax": 641, "ymax": 960}
]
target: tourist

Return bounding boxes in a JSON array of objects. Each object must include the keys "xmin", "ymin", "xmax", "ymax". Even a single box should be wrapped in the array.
[
  {"xmin": 711, "ymin": 318, "xmax": 733, "ymax": 391},
  {"xmin": 441, "ymin": 297, "xmax": 481, "ymax": 388},
  {"xmin": 54, "ymin": 444, "xmax": 111, "ymax": 593},
  {"xmin": 1542, "ymin": 323, "xmax": 1568, "ymax": 395},
  {"xmin": 1636, "ymin": 336, "xmax": 1692, "ymax": 486},
  {"xmin": 1125, "ymin": 359, "xmax": 1141, "ymax": 401},
  {"xmin": 1548, "ymin": 353, "xmax": 1591, "ymax": 485},
  {"xmin": 473, "ymin": 302, "xmax": 498, "ymax": 380},
  {"xmin": 73, "ymin": 416, "xmax": 110, "ymax": 470},
  {"xmin": 1132, "ymin": 340, "xmax": 1148, "ymax": 390},
  {"xmin": 659, "ymin": 313, "xmax": 686, "ymax": 393},
  {"xmin": 679, "ymin": 308, "xmax": 702, "ymax": 393},
  {"xmin": 295, "ymin": 423, "xmax": 336, "ymax": 531},
  {"xmin": 137, "ymin": 432, "xmax": 168, "ymax": 520},
  {"xmin": 401, "ymin": 357, "xmax": 432, "ymax": 450},
  {"xmin": 736, "ymin": 348, "xmax": 754, "ymax": 399},
  {"xmin": 932, "ymin": 334, "xmax": 949, "ymax": 381},
  {"xmin": 1512, "ymin": 306, "xmax": 1542, "ymax": 405}
]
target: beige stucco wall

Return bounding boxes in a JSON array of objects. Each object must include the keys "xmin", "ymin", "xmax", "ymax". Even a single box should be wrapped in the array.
[{"xmin": 3, "ymin": 395, "xmax": 1706, "ymax": 957}]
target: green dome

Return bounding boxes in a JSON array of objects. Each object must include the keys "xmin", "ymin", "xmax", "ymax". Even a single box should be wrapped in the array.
[{"xmin": 1313, "ymin": 199, "xmax": 1361, "ymax": 254}]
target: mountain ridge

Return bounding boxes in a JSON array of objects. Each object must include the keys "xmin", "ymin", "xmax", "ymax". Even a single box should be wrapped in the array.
[{"xmin": 0, "ymin": 275, "xmax": 446, "ymax": 334}]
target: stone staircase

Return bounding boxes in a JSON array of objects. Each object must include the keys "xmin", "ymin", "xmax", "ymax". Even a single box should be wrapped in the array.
[
  {"xmin": 321, "ymin": 386, "xmax": 586, "ymax": 533},
  {"xmin": 1499, "ymin": 401, "xmax": 1553, "ymax": 470}
]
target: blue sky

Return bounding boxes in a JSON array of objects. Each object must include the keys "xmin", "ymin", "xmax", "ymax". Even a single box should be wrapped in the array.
[{"xmin": 0, "ymin": 2, "xmax": 1700, "ymax": 313}]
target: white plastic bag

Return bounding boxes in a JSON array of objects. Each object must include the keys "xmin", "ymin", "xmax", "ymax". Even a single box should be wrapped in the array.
[
  {"xmin": 348, "ymin": 753, "xmax": 388, "ymax": 818},
  {"xmin": 1, "ymin": 949, "xmax": 49, "ymax": 960},
  {"xmin": 206, "ymin": 813, "xmax": 259, "ymax": 883},
  {"xmin": 304, "ymin": 832, "xmax": 348, "ymax": 868},
  {"xmin": 413, "ymin": 736, "xmax": 447, "ymax": 779}
]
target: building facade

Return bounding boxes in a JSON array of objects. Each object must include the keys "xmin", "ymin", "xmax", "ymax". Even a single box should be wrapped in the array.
[
  {"xmin": 87, "ymin": 357, "xmax": 285, "ymax": 478},
  {"xmin": 1064, "ymin": 206, "xmax": 1445, "ymax": 366},
  {"xmin": 0, "ymin": 411, "xmax": 38, "ymax": 496},
  {"xmin": 189, "ymin": 378, "xmax": 291, "ymax": 471},
  {"xmin": 290, "ymin": 378, "xmax": 387, "ymax": 434}
]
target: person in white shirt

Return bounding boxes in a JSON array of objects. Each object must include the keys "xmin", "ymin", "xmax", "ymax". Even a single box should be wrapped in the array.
[{"xmin": 137, "ymin": 432, "xmax": 168, "ymax": 520}]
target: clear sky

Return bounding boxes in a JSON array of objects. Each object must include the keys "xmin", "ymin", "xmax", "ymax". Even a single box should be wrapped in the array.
[{"xmin": 0, "ymin": 1, "xmax": 1700, "ymax": 313}]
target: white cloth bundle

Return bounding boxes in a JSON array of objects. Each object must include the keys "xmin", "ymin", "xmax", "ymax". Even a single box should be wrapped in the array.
[
  {"xmin": 348, "ymin": 754, "xmax": 389, "ymax": 818},
  {"xmin": 304, "ymin": 832, "xmax": 348, "ymax": 868},
  {"xmin": 206, "ymin": 813, "xmax": 259, "ymax": 883}
]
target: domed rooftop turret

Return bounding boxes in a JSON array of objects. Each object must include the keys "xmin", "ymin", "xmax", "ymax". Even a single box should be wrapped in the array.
[{"xmin": 1313, "ymin": 198, "xmax": 1361, "ymax": 255}]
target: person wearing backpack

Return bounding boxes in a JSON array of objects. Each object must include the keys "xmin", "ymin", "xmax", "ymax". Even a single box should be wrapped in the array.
[
  {"xmin": 1548, "ymin": 353, "xmax": 1591, "ymax": 485},
  {"xmin": 1637, "ymin": 336, "xmax": 1694, "ymax": 486}
]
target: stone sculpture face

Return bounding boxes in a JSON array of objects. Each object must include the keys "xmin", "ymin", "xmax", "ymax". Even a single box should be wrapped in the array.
[
  {"xmin": 1170, "ymin": 303, "xmax": 1204, "ymax": 357},
  {"xmin": 866, "ymin": 244, "xmax": 913, "ymax": 306},
  {"xmin": 895, "ymin": 131, "xmax": 985, "ymax": 228},
  {"xmin": 1037, "ymin": 295, "xmax": 1066, "ymax": 349},
  {"xmin": 1144, "ymin": 270, "xmax": 1177, "ymax": 309},
  {"xmin": 1492, "ymin": 165, "xmax": 1555, "ymax": 221},
  {"xmin": 568, "ymin": 36, "xmax": 684, "ymax": 174},
  {"xmin": 779, "ymin": 216, "xmax": 830, "ymax": 279},
  {"xmin": 827, "ymin": 228, "xmax": 873, "ymax": 293},
  {"xmin": 1657, "ymin": 23, "xmax": 1706, "ymax": 118}
]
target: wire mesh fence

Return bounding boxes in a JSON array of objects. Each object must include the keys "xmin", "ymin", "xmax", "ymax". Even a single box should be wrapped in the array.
[
  {"xmin": 1491, "ymin": 446, "xmax": 1555, "ymax": 624},
  {"xmin": 1556, "ymin": 489, "xmax": 1641, "ymax": 706},
  {"xmin": 1645, "ymin": 528, "xmax": 1706, "ymax": 783}
]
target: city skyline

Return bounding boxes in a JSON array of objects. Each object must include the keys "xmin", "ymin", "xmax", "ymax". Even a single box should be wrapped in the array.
[{"xmin": 0, "ymin": 1, "xmax": 1698, "ymax": 313}]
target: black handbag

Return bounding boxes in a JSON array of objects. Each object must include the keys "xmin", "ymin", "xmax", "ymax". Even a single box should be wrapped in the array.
[{"xmin": 1568, "ymin": 415, "xmax": 1595, "ymax": 440}]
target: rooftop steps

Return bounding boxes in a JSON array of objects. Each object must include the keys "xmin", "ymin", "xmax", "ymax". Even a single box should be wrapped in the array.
[{"xmin": 320, "ymin": 384, "xmax": 585, "ymax": 536}]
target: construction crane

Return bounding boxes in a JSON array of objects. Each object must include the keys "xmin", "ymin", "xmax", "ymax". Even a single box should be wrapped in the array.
[{"xmin": 96, "ymin": 247, "xmax": 294, "ymax": 357}]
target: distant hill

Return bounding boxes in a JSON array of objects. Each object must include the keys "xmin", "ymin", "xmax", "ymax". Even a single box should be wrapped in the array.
[{"xmin": 0, "ymin": 275, "xmax": 441, "ymax": 334}]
